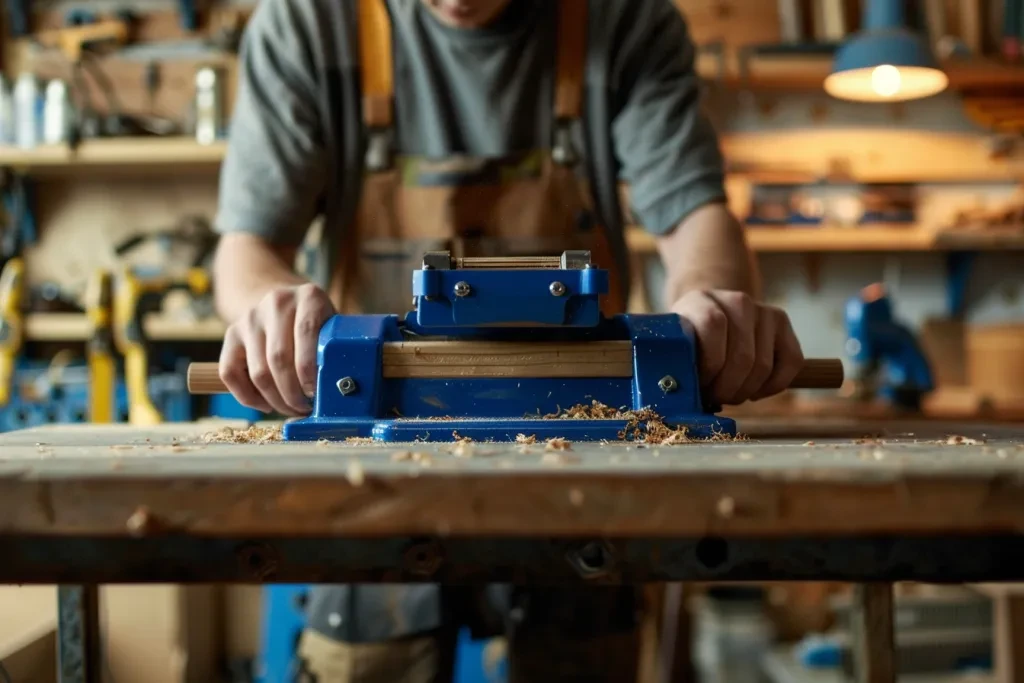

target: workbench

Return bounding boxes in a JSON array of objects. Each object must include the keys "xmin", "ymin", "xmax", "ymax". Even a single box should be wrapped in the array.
[{"xmin": 3, "ymin": 418, "xmax": 1024, "ymax": 683}]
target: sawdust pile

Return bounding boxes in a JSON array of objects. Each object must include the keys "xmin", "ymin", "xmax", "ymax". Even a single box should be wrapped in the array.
[
  {"xmin": 542, "ymin": 400, "xmax": 740, "ymax": 445},
  {"xmin": 545, "ymin": 437, "xmax": 572, "ymax": 451},
  {"xmin": 515, "ymin": 434, "xmax": 537, "ymax": 445},
  {"xmin": 202, "ymin": 425, "xmax": 283, "ymax": 444}
]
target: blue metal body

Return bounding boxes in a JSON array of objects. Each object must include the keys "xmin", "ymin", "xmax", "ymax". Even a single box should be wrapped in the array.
[
  {"xmin": 831, "ymin": 0, "xmax": 942, "ymax": 75},
  {"xmin": 283, "ymin": 257, "xmax": 732, "ymax": 442},
  {"xmin": 844, "ymin": 289, "xmax": 934, "ymax": 410}
]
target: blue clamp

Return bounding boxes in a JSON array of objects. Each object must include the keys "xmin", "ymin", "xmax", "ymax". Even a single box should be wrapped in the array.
[{"xmin": 283, "ymin": 251, "xmax": 734, "ymax": 442}]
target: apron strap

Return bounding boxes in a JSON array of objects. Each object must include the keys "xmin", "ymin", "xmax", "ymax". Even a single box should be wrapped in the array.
[
  {"xmin": 554, "ymin": 0, "xmax": 587, "ymax": 122},
  {"xmin": 358, "ymin": 0, "xmax": 394, "ymax": 129}
]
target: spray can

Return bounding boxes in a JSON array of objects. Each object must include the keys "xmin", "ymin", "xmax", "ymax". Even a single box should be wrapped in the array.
[
  {"xmin": 44, "ymin": 79, "xmax": 73, "ymax": 145},
  {"xmin": 13, "ymin": 72, "xmax": 42, "ymax": 149},
  {"xmin": 0, "ymin": 75, "xmax": 15, "ymax": 145},
  {"xmin": 194, "ymin": 66, "xmax": 223, "ymax": 145}
]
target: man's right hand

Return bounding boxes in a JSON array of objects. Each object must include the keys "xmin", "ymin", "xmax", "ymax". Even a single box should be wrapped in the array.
[{"xmin": 218, "ymin": 283, "xmax": 336, "ymax": 416}]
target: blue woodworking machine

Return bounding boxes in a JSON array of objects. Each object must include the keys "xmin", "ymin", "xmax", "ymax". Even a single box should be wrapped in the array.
[
  {"xmin": 284, "ymin": 251, "xmax": 727, "ymax": 442},
  {"xmin": 190, "ymin": 251, "xmax": 841, "ymax": 442},
  {"xmin": 844, "ymin": 283, "xmax": 934, "ymax": 411}
]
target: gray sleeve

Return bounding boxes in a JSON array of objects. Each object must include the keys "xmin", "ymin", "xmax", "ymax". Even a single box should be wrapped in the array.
[
  {"xmin": 610, "ymin": 1, "xmax": 727, "ymax": 235},
  {"xmin": 215, "ymin": 0, "xmax": 327, "ymax": 245}
]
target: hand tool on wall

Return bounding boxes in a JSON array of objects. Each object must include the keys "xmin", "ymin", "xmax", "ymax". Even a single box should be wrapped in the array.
[
  {"xmin": 1, "ymin": 173, "xmax": 38, "ymax": 266},
  {"xmin": 114, "ymin": 267, "xmax": 210, "ymax": 426},
  {"xmin": 85, "ymin": 269, "xmax": 116, "ymax": 423},
  {"xmin": 844, "ymin": 283, "xmax": 934, "ymax": 412},
  {"xmin": 0, "ymin": 258, "xmax": 25, "ymax": 407},
  {"xmin": 188, "ymin": 251, "xmax": 844, "ymax": 442}
]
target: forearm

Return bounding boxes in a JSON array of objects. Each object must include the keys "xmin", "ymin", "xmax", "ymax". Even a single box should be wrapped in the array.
[
  {"xmin": 212, "ymin": 233, "xmax": 305, "ymax": 323},
  {"xmin": 655, "ymin": 202, "xmax": 762, "ymax": 303}
]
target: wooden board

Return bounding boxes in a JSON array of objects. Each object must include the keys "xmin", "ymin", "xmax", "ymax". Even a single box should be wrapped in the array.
[{"xmin": 2, "ymin": 419, "xmax": 1024, "ymax": 539}]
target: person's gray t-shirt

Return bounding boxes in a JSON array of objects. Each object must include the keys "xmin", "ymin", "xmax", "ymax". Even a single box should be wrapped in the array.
[{"xmin": 215, "ymin": 0, "xmax": 726, "ymax": 643}]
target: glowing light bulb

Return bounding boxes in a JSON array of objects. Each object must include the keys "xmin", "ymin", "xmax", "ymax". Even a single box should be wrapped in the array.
[{"xmin": 870, "ymin": 65, "xmax": 902, "ymax": 98}]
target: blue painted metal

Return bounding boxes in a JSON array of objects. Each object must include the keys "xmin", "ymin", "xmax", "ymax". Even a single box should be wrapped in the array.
[
  {"xmin": 283, "ymin": 256, "xmax": 732, "ymax": 442},
  {"xmin": 844, "ymin": 286, "xmax": 934, "ymax": 410},
  {"xmin": 0, "ymin": 360, "xmax": 194, "ymax": 432},
  {"xmin": 830, "ymin": 0, "xmax": 941, "ymax": 73},
  {"xmin": 255, "ymin": 584, "xmax": 309, "ymax": 683}
]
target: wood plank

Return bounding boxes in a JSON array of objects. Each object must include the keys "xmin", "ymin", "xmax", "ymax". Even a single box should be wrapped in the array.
[
  {"xmin": 721, "ymin": 130, "xmax": 1024, "ymax": 183},
  {"xmin": 994, "ymin": 593, "xmax": 1024, "ymax": 683},
  {"xmin": 851, "ymin": 584, "xmax": 896, "ymax": 683},
  {"xmin": 0, "ymin": 138, "xmax": 227, "ymax": 171},
  {"xmin": 1, "ymin": 420, "xmax": 1023, "ymax": 538},
  {"xmin": 626, "ymin": 226, "xmax": 1024, "ymax": 255},
  {"xmin": 380, "ymin": 341, "xmax": 634, "ymax": 379}
]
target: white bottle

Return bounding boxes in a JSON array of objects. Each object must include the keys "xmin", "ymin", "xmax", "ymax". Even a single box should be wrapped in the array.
[
  {"xmin": 44, "ymin": 79, "xmax": 72, "ymax": 144},
  {"xmin": 13, "ymin": 72, "xmax": 42, "ymax": 149}
]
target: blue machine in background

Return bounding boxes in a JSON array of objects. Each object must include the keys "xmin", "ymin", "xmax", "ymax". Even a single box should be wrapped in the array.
[{"xmin": 844, "ymin": 283, "xmax": 934, "ymax": 411}]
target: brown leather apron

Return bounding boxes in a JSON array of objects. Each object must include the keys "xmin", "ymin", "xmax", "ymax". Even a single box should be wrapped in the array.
[{"xmin": 329, "ymin": 0, "xmax": 626, "ymax": 318}]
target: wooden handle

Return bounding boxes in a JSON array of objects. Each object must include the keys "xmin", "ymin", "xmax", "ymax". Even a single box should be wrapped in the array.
[
  {"xmin": 187, "ymin": 357, "xmax": 845, "ymax": 395},
  {"xmin": 788, "ymin": 358, "xmax": 844, "ymax": 389}
]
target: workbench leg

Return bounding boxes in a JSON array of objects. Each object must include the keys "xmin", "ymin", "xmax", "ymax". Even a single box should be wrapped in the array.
[
  {"xmin": 57, "ymin": 585, "xmax": 102, "ymax": 683},
  {"xmin": 851, "ymin": 584, "xmax": 896, "ymax": 683},
  {"xmin": 994, "ymin": 593, "xmax": 1024, "ymax": 683}
]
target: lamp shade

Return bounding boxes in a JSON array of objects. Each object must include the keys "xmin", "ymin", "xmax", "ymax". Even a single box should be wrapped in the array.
[{"xmin": 824, "ymin": 0, "xmax": 948, "ymax": 102}]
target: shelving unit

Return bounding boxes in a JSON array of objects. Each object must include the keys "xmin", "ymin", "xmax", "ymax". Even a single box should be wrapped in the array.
[
  {"xmin": 0, "ymin": 137, "xmax": 227, "ymax": 173},
  {"xmin": 24, "ymin": 312, "xmax": 226, "ymax": 343},
  {"xmin": 697, "ymin": 52, "xmax": 1024, "ymax": 92},
  {"xmin": 627, "ymin": 225, "xmax": 1024, "ymax": 254}
]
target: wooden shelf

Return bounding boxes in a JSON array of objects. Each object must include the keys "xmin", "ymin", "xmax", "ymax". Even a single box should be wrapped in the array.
[
  {"xmin": 698, "ymin": 53, "xmax": 1024, "ymax": 92},
  {"xmin": 24, "ymin": 312, "xmax": 225, "ymax": 342},
  {"xmin": 627, "ymin": 225, "xmax": 1024, "ymax": 254},
  {"xmin": 0, "ymin": 137, "xmax": 226, "ymax": 172}
]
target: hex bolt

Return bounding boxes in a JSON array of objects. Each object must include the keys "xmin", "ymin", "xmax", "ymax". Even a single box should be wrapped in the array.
[
  {"xmin": 454, "ymin": 281, "xmax": 472, "ymax": 297},
  {"xmin": 549, "ymin": 281, "xmax": 567, "ymax": 296},
  {"xmin": 658, "ymin": 375, "xmax": 679, "ymax": 393},
  {"xmin": 337, "ymin": 377, "xmax": 358, "ymax": 395}
]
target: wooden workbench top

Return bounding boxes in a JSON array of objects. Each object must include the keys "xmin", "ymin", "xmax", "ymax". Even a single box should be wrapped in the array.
[{"xmin": 2, "ymin": 419, "xmax": 1024, "ymax": 539}]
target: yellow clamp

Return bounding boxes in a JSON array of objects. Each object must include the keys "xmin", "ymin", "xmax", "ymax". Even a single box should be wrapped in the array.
[{"xmin": 0, "ymin": 258, "xmax": 26, "ymax": 407}]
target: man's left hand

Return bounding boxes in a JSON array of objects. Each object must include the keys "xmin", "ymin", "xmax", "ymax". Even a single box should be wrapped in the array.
[{"xmin": 671, "ymin": 289, "xmax": 804, "ymax": 406}]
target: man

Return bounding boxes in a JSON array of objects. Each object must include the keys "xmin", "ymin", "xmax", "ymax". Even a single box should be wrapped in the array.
[{"xmin": 212, "ymin": 0, "xmax": 805, "ymax": 680}]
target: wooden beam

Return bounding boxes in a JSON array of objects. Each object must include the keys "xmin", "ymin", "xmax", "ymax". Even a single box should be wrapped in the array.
[
  {"xmin": 851, "ymin": 584, "xmax": 896, "ymax": 683},
  {"xmin": 995, "ymin": 593, "xmax": 1024, "ymax": 683}
]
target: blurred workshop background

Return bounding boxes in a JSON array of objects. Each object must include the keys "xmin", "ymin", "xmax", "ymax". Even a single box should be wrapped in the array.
[{"xmin": 0, "ymin": 0, "xmax": 1022, "ymax": 682}]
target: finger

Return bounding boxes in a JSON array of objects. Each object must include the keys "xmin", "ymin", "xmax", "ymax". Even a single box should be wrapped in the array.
[
  {"xmin": 706, "ymin": 291, "xmax": 756, "ymax": 406},
  {"xmin": 260, "ymin": 293, "xmax": 312, "ymax": 414},
  {"xmin": 752, "ymin": 312, "xmax": 805, "ymax": 400},
  {"xmin": 244, "ymin": 317, "xmax": 301, "ymax": 417},
  {"xmin": 294, "ymin": 285, "xmax": 335, "ymax": 398},
  {"xmin": 728, "ymin": 305, "xmax": 777, "ymax": 404},
  {"xmin": 218, "ymin": 327, "xmax": 272, "ymax": 413},
  {"xmin": 672, "ymin": 291, "xmax": 728, "ymax": 389}
]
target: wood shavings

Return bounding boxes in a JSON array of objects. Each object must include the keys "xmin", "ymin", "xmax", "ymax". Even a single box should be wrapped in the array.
[
  {"xmin": 545, "ymin": 437, "xmax": 572, "ymax": 451},
  {"xmin": 854, "ymin": 437, "xmax": 885, "ymax": 446},
  {"xmin": 452, "ymin": 431, "xmax": 473, "ymax": 443},
  {"xmin": 451, "ymin": 441, "xmax": 475, "ymax": 458},
  {"xmin": 126, "ymin": 506, "xmax": 161, "ymax": 536},
  {"xmin": 944, "ymin": 435, "xmax": 984, "ymax": 446},
  {"xmin": 392, "ymin": 451, "xmax": 433, "ymax": 466},
  {"xmin": 803, "ymin": 441, "xmax": 815, "ymax": 446},
  {"xmin": 202, "ymin": 425, "xmax": 283, "ymax": 444},
  {"xmin": 346, "ymin": 460, "xmax": 365, "ymax": 486},
  {"xmin": 345, "ymin": 436, "xmax": 375, "ymax": 445},
  {"xmin": 541, "ymin": 452, "xmax": 581, "ymax": 466},
  {"xmin": 167, "ymin": 445, "xmax": 198, "ymax": 453},
  {"xmin": 515, "ymin": 434, "xmax": 537, "ymax": 445},
  {"xmin": 716, "ymin": 496, "xmax": 736, "ymax": 519},
  {"xmin": 543, "ymin": 400, "xmax": 743, "ymax": 445},
  {"xmin": 110, "ymin": 444, "xmax": 136, "ymax": 450},
  {"xmin": 568, "ymin": 488, "xmax": 585, "ymax": 506}
]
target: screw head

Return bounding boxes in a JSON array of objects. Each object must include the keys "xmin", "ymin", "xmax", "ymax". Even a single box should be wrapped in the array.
[
  {"xmin": 454, "ymin": 281, "xmax": 471, "ymax": 297},
  {"xmin": 337, "ymin": 377, "xmax": 358, "ymax": 395},
  {"xmin": 658, "ymin": 375, "xmax": 678, "ymax": 393},
  {"xmin": 549, "ymin": 281, "xmax": 567, "ymax": 296}
]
